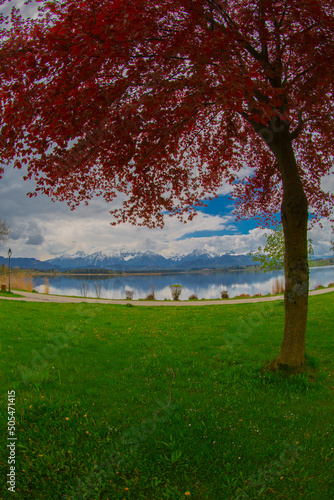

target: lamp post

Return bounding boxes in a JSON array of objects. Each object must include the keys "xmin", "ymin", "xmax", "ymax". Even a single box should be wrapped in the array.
[{"xmin": 8, "ymin": 248, "xmax": 12, "ymax": 293}]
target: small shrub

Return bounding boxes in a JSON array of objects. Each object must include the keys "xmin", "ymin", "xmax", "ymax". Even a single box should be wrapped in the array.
[
  {"xmin": 220, "ymin": 290, "xmax": 229, "ymax": 299},
  {"xmin": 252, "ymin": 293, "xmax": 262, "ymax": 297},
  {"xmin": 145, "ymin": 285, "xmax": 155, "ymax": 300},
  {"xmin": 43, "ymin": 277, "xmax": 50, "ymax": 294},
  {"xmin": 95, "ymin": 282, "xmax": 101, "ymax": 298},
  {"xmin": 272, "ymin": 278, "xmax": 284, "ymax": 295},
  {"xmin": 189, "ymin": 294, "xmax": 198, "ymax": 300},
  {"xmin": 82, "ymin": 283, "xmax": 88, "ymax": 297},
  {"xmin": 169, "ymin": 284, "xmax": 183, "ymax": 300},
  {"xmin": 24, "ymin": 277, "xmax": 34, "ymax": 292},
  {"xmin": 238, "ymin": 293, "xmax": 251, "ymax": 298},
  {"xmin": 125, "ymin": 290, "xmax": 134, "ymax": 300},
  {"xmin": 314, "ymin": 284, "xmax": 324, "ymax": 290},
  {"xmin": 328, "ymin": 283, "xmax": 334, "ymax": 287}
]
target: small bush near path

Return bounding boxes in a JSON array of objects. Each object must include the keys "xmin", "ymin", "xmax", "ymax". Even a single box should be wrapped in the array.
[
  {"xmin": 272, "ymin": 278, "xmax": 285, "ymax": 295},
  {"xmin": 169, "ymin": 284, "xmax": 183, "ymax": 300},
  {"xmin": 125, "ymin": 290, "xmax": 134, "ymax": 300},
  {"xmin": 43, "ymin": 277, "xmax": 50, "ymax": 294}
]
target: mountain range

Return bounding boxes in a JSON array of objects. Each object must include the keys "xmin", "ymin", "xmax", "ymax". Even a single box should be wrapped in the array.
[{"xmin": 0, "ymin": 249, "xmax": 253, "ymax": 272}]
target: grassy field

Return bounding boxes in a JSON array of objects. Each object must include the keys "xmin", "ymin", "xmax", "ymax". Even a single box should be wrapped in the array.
[
  {"xmin": 0, "ymin": 291, "xmax": 24, "ymax": 298},
  {"xmin": 0, "ymin": 294, "xmax": 334, "ymax": 499}
]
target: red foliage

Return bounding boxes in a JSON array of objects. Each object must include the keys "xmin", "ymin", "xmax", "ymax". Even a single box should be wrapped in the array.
[{"xmin": 0, "ymin": 0, "xmax": 334, "ymax": 227}]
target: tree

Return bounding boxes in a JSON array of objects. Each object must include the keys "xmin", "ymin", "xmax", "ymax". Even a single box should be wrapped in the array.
[
  {"xmin": 0, "ymin": 219, "xmax": 9, "ymax": 246},
  {"xmin": 1, "ymin": 0, "xmax": 334, "ymax": 369},
  {"xmin": 169, "ymin": 284, "xmax": 183, "ymax": 301},
  {"xmin": 251, "ymin": 224, "xmax": 314, "ymax": 272}
]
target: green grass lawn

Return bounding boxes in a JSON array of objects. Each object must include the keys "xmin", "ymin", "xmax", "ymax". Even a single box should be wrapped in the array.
[
  {"xmin": 0, "ymin": 294, "xmax": 333, "ymax": 499},
  {"xmin": 0, "ymin": 291, "xmax": 23, "ymax": 298}
]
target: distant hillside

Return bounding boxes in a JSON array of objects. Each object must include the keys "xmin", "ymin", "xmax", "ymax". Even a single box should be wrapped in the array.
[
  {"xmin": 0, "ymin": 249, "xmax": 253, "ymax": 272},
  {"xmin": 0, "ymin": 257, "xmax": 58, "ymax": 271},
  {"xmin": 1, "ymin": 251, "xmax": 333, "ymax": 273}
]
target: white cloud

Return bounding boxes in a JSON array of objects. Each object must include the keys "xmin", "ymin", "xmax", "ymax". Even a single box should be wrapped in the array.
[
  {"xmin": 0, "ymin": 164, "xmax": 333, "ymax": 260},
  {"xmin": 309, "ymin": 218, "xmax": 333, "ymax": 257},
  {"xmin": 0, "ymin": 0, "xmax": 41, "ymax": 23},
  {"xmin": 160, "ymin": 227, "xmax": 268, "ymax": 257}
]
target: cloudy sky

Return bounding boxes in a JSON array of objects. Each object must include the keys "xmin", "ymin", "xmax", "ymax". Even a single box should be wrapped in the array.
[{"xmin": 0, "ymin": 0, "xmax": 333, "ymax": 261}]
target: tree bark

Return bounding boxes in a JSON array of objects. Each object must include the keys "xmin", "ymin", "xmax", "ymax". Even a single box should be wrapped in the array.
[{"xmin": 267, "ymin": 129, "xmax": 309, "ymax": 369}]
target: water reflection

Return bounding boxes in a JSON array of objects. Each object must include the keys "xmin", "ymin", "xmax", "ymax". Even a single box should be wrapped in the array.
[{"xmin": 34, "ymin": 266, "xmax": 334, "ymax": 300}]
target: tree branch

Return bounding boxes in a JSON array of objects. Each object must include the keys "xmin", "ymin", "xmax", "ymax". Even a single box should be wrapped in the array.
[{"xmin": 290, "ymin": 109, "xmax": 303, "ymax": 140}]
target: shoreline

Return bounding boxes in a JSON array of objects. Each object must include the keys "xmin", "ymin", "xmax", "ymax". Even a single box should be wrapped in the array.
[
  {"xmin": 22, "ymin": 260, "xmax": 334, "ymax": 277},
  {"xmin": 1, "ymin": 286, "xmax": 333, "ymax": 306}
]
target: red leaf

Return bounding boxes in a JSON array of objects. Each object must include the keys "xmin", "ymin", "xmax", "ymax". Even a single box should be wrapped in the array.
[{"xmin": 71, "ymin": 44, "xmax": 84, "ymax": 55}]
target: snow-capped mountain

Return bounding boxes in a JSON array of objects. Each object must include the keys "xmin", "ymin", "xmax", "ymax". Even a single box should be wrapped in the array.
[{"xmin": 0, "ymin": 249, "xmax": 253, "ymax": 271}]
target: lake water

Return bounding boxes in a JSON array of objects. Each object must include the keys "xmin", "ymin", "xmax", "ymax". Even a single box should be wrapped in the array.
[{"xmin": 33, "ymin": 266, "xmax": 334, "ymax": 300}]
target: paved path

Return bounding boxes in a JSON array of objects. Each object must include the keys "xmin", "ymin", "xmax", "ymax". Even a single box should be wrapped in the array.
[{"xmin": 0, "ymin": 287, "xmax": 333, "ymax": 306}]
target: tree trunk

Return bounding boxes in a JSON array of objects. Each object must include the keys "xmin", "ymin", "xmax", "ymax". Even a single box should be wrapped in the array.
[{"xmin": 271, "ymin": 131, "xmax": 309, "ymax": 369}]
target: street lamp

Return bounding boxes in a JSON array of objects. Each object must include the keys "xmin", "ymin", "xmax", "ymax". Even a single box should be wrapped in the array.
[{"xmin": 8, "ymin": 248, "xmax": 12, "ymax": 293}]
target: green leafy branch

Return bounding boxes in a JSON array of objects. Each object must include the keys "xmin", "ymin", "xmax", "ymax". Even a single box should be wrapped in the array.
[{"xmin": 250, "ymin": 225, "xmax": 314, "ymax": 273}]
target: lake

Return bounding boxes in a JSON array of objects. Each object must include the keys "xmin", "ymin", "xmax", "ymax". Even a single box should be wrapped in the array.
[{"xmin": 33, "ymin": 265, "xmax": 334, "ymax": 300}]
